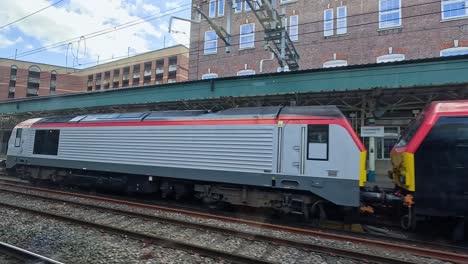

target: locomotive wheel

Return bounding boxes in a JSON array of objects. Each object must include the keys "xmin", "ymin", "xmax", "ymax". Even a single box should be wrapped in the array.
[{"xmin": 309, "ymin": 200, "xmax": 327, "ymax": 226}]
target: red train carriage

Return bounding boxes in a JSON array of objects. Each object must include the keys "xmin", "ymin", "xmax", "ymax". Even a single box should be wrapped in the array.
[{"xmin": 391, "ymin": 100, "xmax": 468, "ymax": 236}]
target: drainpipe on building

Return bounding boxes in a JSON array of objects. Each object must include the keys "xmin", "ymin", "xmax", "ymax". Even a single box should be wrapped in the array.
[{"xmin": 260, "ymin": 53, "xmax": 275, "ymax": 73}]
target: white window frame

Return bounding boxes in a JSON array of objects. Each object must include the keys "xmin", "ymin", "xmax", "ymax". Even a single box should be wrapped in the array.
[
  {"xmin": 289, "ymin": 15, "xmax": 299, "ymax": 41},
  {"xmin": 376, "ymin": 53, "xmax": 405, "ymax": 63},
  {"xmin": 323, "ymin": 60, "xmax": 348, "ymax": 68},
  {"xmin": 240, "ymin": 23, "xmax": 255, "ymax": 49},
  {"xmin": 209, "ymin": 0, "xmax": 216, "ymax": 17},
  {"xmin": 234, "ymin": 0, "xmax": 242, "ymax": 13},
  {"xmin": 280, "ymin": 0, "xmax": 294, "ymax": 3},
  {"xmin": 379, "ymin": 0, "xmax": 402, "ymax": 29},
  {"xmin": 237, "ymin": 69, "xmax": 256, "ymax": 76},
  {"xmin": 244, "ymin": 0, "xmax": 251, "ymax": 11},
  {"xmin": 440, "ymin": 46, "xmax": 468, "ymax": 56},
  {"xmin": 218, "ymin": 0, "xmax": 225, "ymax": 16},
  {"xmin": 441, "ymin": 0, "xmax": 468, "ymax": 20},
  {"xmin": 202, "ymin": 73, "xmax": 219, "ymax": 79},
  {"xmin": 204, "ymin": 31, "xmax": 218, "ymax": 54},
  {"xmin": 337, "ymin": 6, "xmax": 347, "ymax": 35},
  {"xmin": 324, "ymin": 9, "xmax": 334, "ymax": 37}
]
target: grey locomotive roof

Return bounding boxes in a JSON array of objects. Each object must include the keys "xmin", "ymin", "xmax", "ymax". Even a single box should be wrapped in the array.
[{"xmin": 35, "ymin": 106, "xmax": 343, "ymax": 124}]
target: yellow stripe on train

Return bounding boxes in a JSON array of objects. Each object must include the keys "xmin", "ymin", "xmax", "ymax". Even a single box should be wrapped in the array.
[
  {"xmin": 391, "ymin": 152, "xmax": 416, "ymax": 192},
  {"xmin": 359, "ymin": 151, "xmax": 367, "ymax": 187}
]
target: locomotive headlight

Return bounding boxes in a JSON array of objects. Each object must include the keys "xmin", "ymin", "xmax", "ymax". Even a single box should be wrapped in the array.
[{"xmin": 399, "ymin": 174, "xmax": 406, "ymax": 184}]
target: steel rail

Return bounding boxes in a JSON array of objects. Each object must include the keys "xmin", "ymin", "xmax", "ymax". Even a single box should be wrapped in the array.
[
  {"xmin": 0, "ymin": 201, "xmax": 270, "ymax": 264},
  {"xmin": 0, "ymin": 186, "xmax": 415, "ymax": 264},
  {"xmin": 1, "ymin": 181, "xmax": 467, "ymax": 263},
  {"xmin": 0, "ymin": 241, "xmax": 64, "ymax": 264}
]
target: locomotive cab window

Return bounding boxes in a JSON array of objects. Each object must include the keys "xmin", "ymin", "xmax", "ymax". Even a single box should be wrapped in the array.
[
  {"xmin": 307, "ymin": 125, "xmax": 329, "ymax": 160},
  {"xmin": 14, "ymin": 128, "xmax": 22, "ymax": 147},
  {"xmin": 33, "ymin": 130, "xmax": 60, "ymax": 155}
]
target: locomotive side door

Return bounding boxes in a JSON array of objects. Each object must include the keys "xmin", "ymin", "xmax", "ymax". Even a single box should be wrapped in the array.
[{"xmin": 280, "ymin": 125, "xmax": 303, "ymax": 175}]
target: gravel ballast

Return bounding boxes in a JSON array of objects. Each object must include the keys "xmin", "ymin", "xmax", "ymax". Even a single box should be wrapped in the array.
[
  {"xmin": 0, "ymin": 206, "xmax": 227, "ymax": 264},
  {"xmin": 0, "ymin": 186, "xmax": 455, "ymax": 264}
]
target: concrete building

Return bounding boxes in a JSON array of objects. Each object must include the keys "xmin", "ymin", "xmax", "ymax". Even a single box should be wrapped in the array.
[
  {"xmin": 187, "ymin": 0, "xmax": 468, "ymax": 177},
  {"xmin": 0, "ymin": 45, "xmax": 189, "ymax": 100}
]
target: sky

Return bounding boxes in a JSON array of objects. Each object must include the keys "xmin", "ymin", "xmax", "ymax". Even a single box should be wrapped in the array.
[{"xmin": 0, "ymin": 0, "xmax": 192, "ymax": 68}]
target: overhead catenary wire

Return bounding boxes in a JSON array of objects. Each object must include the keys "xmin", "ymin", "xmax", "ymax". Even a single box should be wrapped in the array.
[
  {"xmin": 4, "ymin": 0, "xmax": 446, "ymax": 62},
  {"xmin": 4, "ymin": 2, "xmax": 467, "ymax": 89},
  {"xmin": 0, "ymin": 0, "xmax": 65, "ymax": 31},
  {"xmin": 1, "ymin": 3, "xmax": 193, "ymax": 61},
  {"xmin": 5, "ymin": 17, "xmax": 468, "ymax": 90},
  {"xmin": 0, "ymin": 0, "xmax": 460, "ymax": 89}
]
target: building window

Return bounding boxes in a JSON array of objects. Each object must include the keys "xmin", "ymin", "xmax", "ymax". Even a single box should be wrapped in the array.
[
  {"xmin": 307, "ymin": 125, "xmax": 329, "ymax": 160},
  {"xmin": 337, "ymin": 6, "xmax": 347, "ymax": 34},
  {"xmin": 133, "ymin": 64, "xmax": 140, "ymax": 86},
  {"xmin": 218, "ymin": 0, "xmax": 225, "ymax": 16},
  {"xmin": 50, "ymin": 70, "xmax": 57, "ymax": 95},
  {"xmin": 95, "ymin": 73, "xmax": 102, "ymax": 90},
  {"xmin": 144, "ymin": 62, "xmax": 152, "ymax": 85},
  {"xmin": 442, "ymin": 0, "xmax": 468, "ymax": 20},
  {"xmin": 376, "ymin": 53, "xmax": 405, "ymax": 63},
  {"xmin": 440, "ymin": 46, "xmax": 468, "ymax": 56},
  {"xmin": 289, "ymin": 15, "xmax": 299, "ymax": 41},
  {"xmin": 376, "ymin": 127, "xmax": 400, "ymax": 160},
  {"xmin": 204, "ymin": 31, "xmax": 218, "ymax": 54},
  {"xmin": 379, "ymin": 0, "xmax": 401, "ymax": 29},
  {"xmin": 202, "ymin": 73, "xmax": 219, "ymax": 79},
  {"xmin": 113, "ymin": 69, "xmax": 120, "ymax": 88},
  {"xmin": 87, "ymin": 74, "xmax": 93, "ymax": 91},
  {"xmin": 27, "ymin": 65, "xmax": 40, "ymax": 97},
  {"xmin": 240, "ymin": 23, "xmax": 255, "ymax": 49},
  {"xmin": 237, "ymin": 69, "xmax": 256, "ymax": 76},
  {"xmin": 9, "ymin": 65, "xmax": 17, "ymax": 98},
  {"xmin": 323, "ymin": 60, "xmax": 348, "ymax": 68},
  {"xmin": 324, "ymin": 9, "xmax": 334, "ymax": 37},
  {"xmin": 104, "ymin": 71, "xmax": 110, "ymax": 89},
  {"xmin": 235, "ymin": 0, "xmax": 242, "ymax": 13},
  {"xmin": 209, "ymin": 0, "xmax": 216, "ymax": 17},
  {"xmin": 244, "ymin": 0, "xmax": 251, "ymax": 11},
  {"xmin": 155, "ymin": 59, "xmax": 164, "ymax": 83},
  {"xmin": 122, "ymin": 67, "xmax": 130, "ymax": 87}
]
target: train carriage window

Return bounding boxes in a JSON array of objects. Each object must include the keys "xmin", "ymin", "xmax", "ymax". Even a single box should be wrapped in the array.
[
  {"xmin": 33, "ymin": 130, "xmax": 60, "ymax": 155},
  {"xmin": 307, "ymin": 125, "xmax": 329, "ymax": 160},
  {"xmin": 14, "ymin": 128, "xmax": 22, "ymax": 147}
]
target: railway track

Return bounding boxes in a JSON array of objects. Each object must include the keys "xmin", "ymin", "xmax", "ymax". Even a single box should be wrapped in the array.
[
  {"xmin": 0, "ymin": 182, "xmax": 466, "ymax": 263},
  {"xmin": 0, "ymin": 241, "xmax": 64, "ymax": 264}
]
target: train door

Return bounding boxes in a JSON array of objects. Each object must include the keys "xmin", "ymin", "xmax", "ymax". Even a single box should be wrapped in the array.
[
  {"xmin": 281, "ymin": 124, "xmax": 331, "ymax": 177},
  {"xmin": 303, "ymin": 124, "xmax": 333, "ymax": 178},
  {"xmin": 281, "ymin": 125, "xmax": 302, "ymax": 175}
]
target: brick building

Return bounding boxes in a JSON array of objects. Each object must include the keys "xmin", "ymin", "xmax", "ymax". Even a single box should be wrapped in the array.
[
  {"xmin": 189, "ymin": 0, "xmax": 468, "ymax": 80},
  {"xmin": 80, "ymin": 45, "xmax": 189, "ymax": 91},
  {"xmin": 0, "ymin": 45, "xmax": 189, "ymax": 100}
]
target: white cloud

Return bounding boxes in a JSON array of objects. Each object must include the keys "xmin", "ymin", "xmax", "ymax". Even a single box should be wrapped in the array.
[
  {"xmin": 0, "ymin": 35, "xmax": 23, "ymax": 48},
  {"xmin": 0, "ymin": 0, "xmax": 167, "ymax": 63}
]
